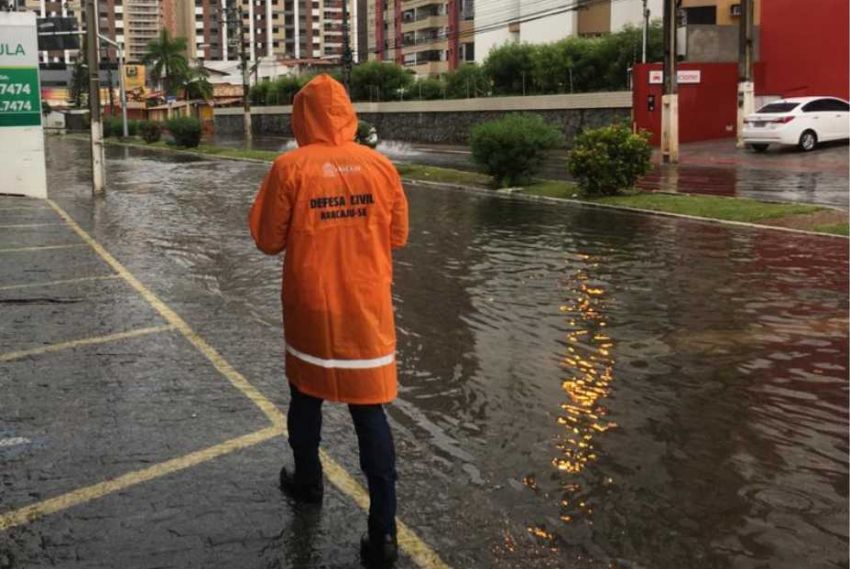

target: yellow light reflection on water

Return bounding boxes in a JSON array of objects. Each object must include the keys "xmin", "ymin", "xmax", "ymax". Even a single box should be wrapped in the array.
[{"xmin": 552, "ymin": 259, "xmax": 616, "ymax": 524}]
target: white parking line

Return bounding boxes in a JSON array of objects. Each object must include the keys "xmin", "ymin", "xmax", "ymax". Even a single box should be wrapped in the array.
[{"xmin": 0, "ymin": 437, "xmax": 31, "ymax": 449}]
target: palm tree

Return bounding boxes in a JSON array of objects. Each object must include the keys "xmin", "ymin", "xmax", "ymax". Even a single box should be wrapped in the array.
[
  {"xmin": 183, "ymin": 61, "xmax": 214, "ymax": 101},
  {"xmin": 142, "ymin": 30, "xmax": 189, "ymax": 96}
]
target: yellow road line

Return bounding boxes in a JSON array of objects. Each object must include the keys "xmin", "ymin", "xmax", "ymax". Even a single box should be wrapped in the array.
[
  {"xmin": 0, "ymin": 274, "xmax": 120, "ymax": 291},
  {"xmin": 0, "ymin": 243, "xmax": 86, "ymax": 254},
  {"xmin": 0, "ymin": 325, "xmax": 174, "ymax": 363},
  {"xmin": 45, "ymin": 200, "xmax": 451, "ymax": 569},
  {"xmin": 48, "ymin": 199, "xmax": 285, "ymax": 429},
  {"xmin": 321, "ymin": 450, "xmax": 452, "ymax": 569},
  {"xmin": 0, "ymin": 426, "xmax": 282, "ymax": 531},
  {"xmin": 0, "ymin": 223, "xmax": 62, "ymax": 229}
]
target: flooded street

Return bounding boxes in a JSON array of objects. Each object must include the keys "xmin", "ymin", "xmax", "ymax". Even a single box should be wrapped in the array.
[
  {"xmin": 213, "ymin": 134, "xmax": 850, "ymax": 209},
  {"xmin": 3, "ymin": 136, "xmax": 847, "ymax": 569}
]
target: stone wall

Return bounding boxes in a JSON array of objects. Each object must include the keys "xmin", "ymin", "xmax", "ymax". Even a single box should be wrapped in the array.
[{"xmin": 214, "ymin": 92, "xmax": 633, "ymax": 145}]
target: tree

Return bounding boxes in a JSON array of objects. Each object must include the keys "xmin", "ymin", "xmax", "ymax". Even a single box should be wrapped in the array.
[
  {"xmin": 483, "ymin": 42, "xmax": 537, "ymax": 95},
  {"xmin": 349, "ymin": 60, "xmax": 413, "ymax": 101},
  {"xmin": 444, "ymin": 63, "xmax": 489, "ymax": 98},
  {"xmin": 183, "ymin": 61, "xmax": 213, "ymax": 100},
  {"xmin": 142, "ymin": 30, "xmax": 189, "ymax": 95}
]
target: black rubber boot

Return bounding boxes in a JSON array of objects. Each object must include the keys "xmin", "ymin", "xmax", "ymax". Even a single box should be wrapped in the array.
[
  {"xmin": 360, "ymin": 532, "xmax": 398, "ymax": 568},
  {"xmin": 279, "ymin": 466, "xmax": 323, "ymax": 504}
]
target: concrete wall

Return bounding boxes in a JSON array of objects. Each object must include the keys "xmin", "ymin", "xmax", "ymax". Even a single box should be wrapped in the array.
[
  {"xmin": 685, "ymin": 25, "xmax": 761, "ymax": 63},
  {"xmin": 214, "ymin": 92, "xmax": 632, "ymax": 145},
  {"xmin": 759, "ymin": 0, "xmax": 849, "ymax": 99}
]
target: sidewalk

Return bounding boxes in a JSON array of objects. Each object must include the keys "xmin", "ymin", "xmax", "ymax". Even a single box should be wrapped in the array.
[{"xmin": 0, "ymin": 199, "xmax": 449, "ymax": 567}]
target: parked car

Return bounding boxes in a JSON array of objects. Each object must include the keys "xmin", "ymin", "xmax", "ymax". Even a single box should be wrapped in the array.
[{"xmin": 742, "ymin": 97, "xmax": 849, "ymax": 152}]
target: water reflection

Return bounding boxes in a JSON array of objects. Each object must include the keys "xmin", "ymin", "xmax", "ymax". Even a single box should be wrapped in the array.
[{"xmin": 554, "ymin": 255, "xmax": 616, "ymax": 525}]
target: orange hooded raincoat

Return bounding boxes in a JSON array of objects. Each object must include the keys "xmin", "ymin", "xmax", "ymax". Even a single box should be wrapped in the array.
[{"xmin": 249, "ymin": 75, "xmax": 409, "ymax": 405}]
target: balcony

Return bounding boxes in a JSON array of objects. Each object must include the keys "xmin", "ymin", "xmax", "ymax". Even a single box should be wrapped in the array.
[
  {"xmin": 406, "ymin": 59, "xmax": 447, "ymax": 76},
  {"xmin": 401, "ymin": 13, "xmax": 447, "ymax": 33}
]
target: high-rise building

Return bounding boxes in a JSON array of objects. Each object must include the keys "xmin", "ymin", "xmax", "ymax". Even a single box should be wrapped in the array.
[
  {"xmin": 24, "ymin": 0, "xmax": 165, "ymax": 64},
  {"xmin": 367, "ymin": 0, "xmax": 474, "ymax": 77},
  {"xmin": 186, "ymin": 0, "xmax": 358, "ymax": 64},
  {"xmin": 123, "ymin": 0, "xmax": 163, "ymax": 61}
]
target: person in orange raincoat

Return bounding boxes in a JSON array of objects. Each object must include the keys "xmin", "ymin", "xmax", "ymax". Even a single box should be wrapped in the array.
[{"xmin": 249, "ymin": 74, "xmax": 408, "ymax": 566}]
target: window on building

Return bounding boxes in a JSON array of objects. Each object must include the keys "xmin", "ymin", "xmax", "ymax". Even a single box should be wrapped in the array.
[
  {"xmin": 313, "ymin": 29, "xmax": 320, "ymax": 36},
  {"xmin": 683, "ymin": 6, "xmax": 716, "ymax": 25},
  {"xmin": 461, "ymin": 41, "xmax": 473, "ymax": 61}
]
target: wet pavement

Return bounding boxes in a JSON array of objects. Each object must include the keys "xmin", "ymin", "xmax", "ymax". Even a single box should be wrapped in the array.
[
  {"xmin": 1, "ymin": 136, "xmax": 848, "ymax": 568},
  {"xmin": 214, "ymin": 135, "xmax": 850, "ymax": 209}
]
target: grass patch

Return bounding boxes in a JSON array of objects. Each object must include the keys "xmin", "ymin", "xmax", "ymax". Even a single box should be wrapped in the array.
[
  {"xmin": 589, "ymin": 193, "xmax": 823, "ymax": 223},
  {"xmin": 813, "ymin": 223, "xmax": 850, "ymax": 236},
  {"xmin": 395, "ymin": 163, "xmax": 492, "ymax": 187}
]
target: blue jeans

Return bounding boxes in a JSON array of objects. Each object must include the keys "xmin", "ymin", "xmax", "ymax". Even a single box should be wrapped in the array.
[{"xmin": 287, "ymin": 383, "xmax": 398, "ymax": 538}]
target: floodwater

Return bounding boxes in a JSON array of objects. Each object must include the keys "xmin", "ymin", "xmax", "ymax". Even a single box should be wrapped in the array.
[{"xmin": 43, "ymin": 137, "xmax": 849, "ymax": 568}]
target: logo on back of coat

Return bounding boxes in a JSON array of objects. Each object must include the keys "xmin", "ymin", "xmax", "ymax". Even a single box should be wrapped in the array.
[{"xmin": 322, "ymin": 162, "xmax": 361, "ymax": 178}]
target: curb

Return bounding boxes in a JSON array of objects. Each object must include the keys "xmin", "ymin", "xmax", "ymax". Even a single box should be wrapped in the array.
[
  {"xmin": 402, "ymin": 179, "xmax": 849, "ymax": 240},
  {"xmin": 64, "ymin": 135, "xmax": 848, "ymax": 240}
]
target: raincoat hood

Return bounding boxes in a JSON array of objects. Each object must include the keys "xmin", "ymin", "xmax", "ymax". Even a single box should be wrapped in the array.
[{"xmin": 292, "ymin": 74, "xmax": 358, "ymax": 147}]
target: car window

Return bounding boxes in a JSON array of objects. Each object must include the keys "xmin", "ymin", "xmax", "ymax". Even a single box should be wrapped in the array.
[
  {"xmin": 802, "ymin": 100, "xmax": 824, "ymax": 112},
  {"xmin": 757, "ymin": 102, "xmax": 799, "ymax": 113},
  {"xmin": 822, "ymin": 99, "xmax": 849, "ymax": 111}
]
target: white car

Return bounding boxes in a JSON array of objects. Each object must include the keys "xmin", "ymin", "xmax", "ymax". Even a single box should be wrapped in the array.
[{"xmin": 742, "ymin": 96, "xmax": 849, "ymax": 152}]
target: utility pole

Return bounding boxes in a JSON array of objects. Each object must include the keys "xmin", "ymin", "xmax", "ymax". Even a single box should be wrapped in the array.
[
  {"xmin": 661, "ymin": 0, "xmax": 679, "ymax": 163},
  {"xmin": 84, "ymin": 0, "xmax": 105, "ymax": 193},
  {"xmin": 736, "ymin": 0, "xmax": 754, "ymax": 148},
  {"xmin": 642, "ymin": 0, "xmax": 649, "ymax": 63},
  {"xmin": 224, "ymin": 2, "xmax": 251, "ymax": 144},
  {"xmin": 341, "ymin": 0, "xmax": 353, "ymax": 92}
]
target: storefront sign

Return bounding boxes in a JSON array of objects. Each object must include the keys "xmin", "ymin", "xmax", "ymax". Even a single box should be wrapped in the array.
[{"xmin": 0, "ymin": 12, "xmax": 47, "ymax": 198}]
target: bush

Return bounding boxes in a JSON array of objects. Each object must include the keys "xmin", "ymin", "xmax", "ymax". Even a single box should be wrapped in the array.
[
  {"xmin": 412, "ymin": 77, "xmax": 444, "ymax": 100},
  {"xmin": 166, "ymin": 116, "xmax": 202, "ymax": 147},
  {"xmin": 139, "ymin": 120, "xmax": 162, "ymax": 143},
  {"xmin": 445, "ymin": 64, "xmax": 489, "ymax": 99},
  {"xmin": 470, "ymin": 113, "xmax": 563, "ymax": 187},
  {"xmin": 355, "ymin": 120, "xmax": 378, "ymax": 148},
  {"xmin": 567, "ymin": 124, "xmax": 652, "ymax": 196},
  {"xmin": 103, "ymin": 116, "xmax": 137, "ymax": 138}
]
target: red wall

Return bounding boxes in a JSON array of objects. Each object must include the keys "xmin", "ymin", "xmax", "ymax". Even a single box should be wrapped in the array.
[
  {"xmin": 633, "ymin": 63, "xmax": 740, "ymax": 146},
  {"xmin": 759, "ymin": 0, "xmax": 849, "ymax": 99}
]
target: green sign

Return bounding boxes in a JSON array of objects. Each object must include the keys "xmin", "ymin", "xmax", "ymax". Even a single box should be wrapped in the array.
[{"xmin": 0, "ymin": 67, "xmax": 40, "ymax": 127}]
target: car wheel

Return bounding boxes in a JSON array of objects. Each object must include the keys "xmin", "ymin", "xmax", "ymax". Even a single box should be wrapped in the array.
[
  {"xmin": 750, "ymin": 143, "xmax": 769, "ymax": 152},
  {"xmin": 798, "ymin": 130, "xmax": 818, "ymax": 152}
]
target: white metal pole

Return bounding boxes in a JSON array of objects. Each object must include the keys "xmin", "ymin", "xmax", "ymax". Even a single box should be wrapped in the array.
[
  {"xmin": 642, "ymin": 0, "xmax": 648, "ymax": 63},
  {"xmin": 85, "ymin": 0, "xmax": 106, "ymax": 193},
  {"xmin": 119, "ymin": 44, "xmax": 128, "ymax": 137}
]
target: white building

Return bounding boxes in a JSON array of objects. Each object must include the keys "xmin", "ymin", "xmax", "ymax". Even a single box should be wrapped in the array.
[{"xmin": 475, "ymin": 0, "xmax": 663, "ymax": 64}]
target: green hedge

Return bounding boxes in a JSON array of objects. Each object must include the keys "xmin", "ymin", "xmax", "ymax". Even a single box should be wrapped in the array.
[
  {"xmin": 139, "ymin": 120, "xmax": 162, "ymax": 143},
  {"xmin": 567, "ymin": 124, "xmax": 652, "ymax": 196},
  {"xmin": 166, "ymin": 116, "xmax": 202, "ymax": 148},
  {"xmin": 470, "ymin": 113, "xmax": 563, "ymax": 187}
]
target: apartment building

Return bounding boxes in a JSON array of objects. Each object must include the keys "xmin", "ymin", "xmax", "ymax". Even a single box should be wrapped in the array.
[
  {"xmin": 367, "ymin": 0, "xmax": 474, "ymax": 76},
  {"xmin": 24, "ymin": 0, "xmax": 164, "ymax": 64},
  {"xmin": 475, "ymin": 0, "xmax": 664, "ymax": 64},
  {"xmin": 185, "ymin": 0, "xmax": 358, "ymax": 64}
]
